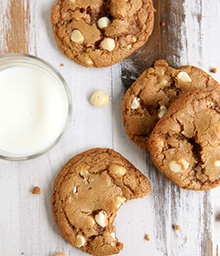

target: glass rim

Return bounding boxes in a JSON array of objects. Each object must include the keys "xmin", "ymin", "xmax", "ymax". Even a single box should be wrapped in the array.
[{"xmin": 0, "ymin": 53, "xmax": 72, "ymax": 161}]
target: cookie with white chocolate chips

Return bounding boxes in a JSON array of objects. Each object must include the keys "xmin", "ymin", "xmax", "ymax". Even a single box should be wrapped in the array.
[
  {"xmin": 122, "ymin": 60, "xmax": 220, "ymax": 150},
  {"xmin": 51, "ymin": 148, "xmax": 151, "ymax": 256},
  {"xmin": 50, "ymin": 0, "xmax": 155, "ymax": 67},
  {"xmin": 148, "ymin": 86, "xmax": 220, "ymax": 190}
]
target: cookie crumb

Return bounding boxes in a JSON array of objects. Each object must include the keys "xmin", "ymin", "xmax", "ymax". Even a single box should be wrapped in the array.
[
  {"xmin": 145, "ymin": 233, "xmax": 150, "ymax": 241},
  {"xmin": 216, "ymin": 213, "xmax": 220, "ymax": 221},
  {"xmin": 55, "ymin": 253, "xmax": 66, "ymax": 256},
  {"xmin": 60, "ymin": 63, "xmax": 64, "ymax": 67},
  {"xmin": 210, "ymin": 67, "xmax": 217, "ymax": 73},
  {"xmin": 160, "ymin": 21, "xmax": 166, "ymax": 27},
  {"xmin": 32, "ymin": 186, "xmax": 41, "ymax": 194},
  {"xmin": 173, "ymin": 224, "xmax": 181, "ymax": 231}
]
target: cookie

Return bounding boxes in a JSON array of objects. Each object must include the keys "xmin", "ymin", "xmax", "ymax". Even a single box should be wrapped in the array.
[
  {"xmin": 51, "ymin": 148, "xmax": 151, "ymax": 255},
  {"xmin": 50, "ymin": 0, "xmax": 155, "ymax": 67},
  {"xmin": 122, "ymin": 60, "xmax": 220, "ymax": 150},
  {"xmin": 148, "ymin": 87, "xmax": 220, "ymax": 190}
]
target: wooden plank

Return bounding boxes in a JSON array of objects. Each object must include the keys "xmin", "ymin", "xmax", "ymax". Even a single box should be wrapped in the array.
[
  {"xmin": 0, "ymin": 0, "xmax": 220, "ymax": 255},
  {"xmin": 120, "ymin": 1, "xmax": 220, "ymax": 255},
  {"xmin": 0, "ymin": 0, "xmax": 30, "ymax": 54},
  {"xmin": 121, "ymin": 0, "xmax": 186, "ymax": 89}
]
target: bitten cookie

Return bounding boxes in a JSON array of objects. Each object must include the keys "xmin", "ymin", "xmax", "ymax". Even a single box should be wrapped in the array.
[
  {"xmin": 50, "ymin": 0, "xmax": 155, "ymax": 67},
  {"xmin": 122, "ymin": 60, "xmax": 220, "ymax": 150},
  {"xmin": 51, "ymin": 148, "xmax": 151, "ymax": 256},
  {"xmin": 148, "ymin": 87, "xmax": 220, "ymax": 190}
]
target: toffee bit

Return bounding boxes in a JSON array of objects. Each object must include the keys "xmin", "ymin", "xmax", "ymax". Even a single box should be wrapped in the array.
[{"xmin": 216, "ymin": 213, "xmax": 220, "ymax": 221}]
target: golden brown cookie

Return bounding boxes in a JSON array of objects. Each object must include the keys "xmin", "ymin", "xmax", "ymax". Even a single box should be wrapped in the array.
[
  {"xmin": 148, "ymin": 87, "xmax": 220, "ymax": 190},
  {"xmin": 51, "ymin": 148, "xmax": 151, "ymax": 255},
  {"xmin": 122, "ymin": 60, "xmax": 220, "ymax": 150},
  {"xmin": 50, "ymin": 0, "xmax": 155, "ymax": 67}
]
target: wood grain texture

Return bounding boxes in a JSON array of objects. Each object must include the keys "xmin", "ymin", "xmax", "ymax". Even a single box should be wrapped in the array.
[
  {"xmin": 0, "ymin": 0, "xmax": 220, "ymax": 255},
  {"xmin": 121, "ymin": 0, "xmax": 220, "ymax": 255},
  {"xmin": 121, "ymin": 0, "xmax": 186, "ymax": 89},
  {"xmin": 1, "ymin": 0, "xmax": 30, "ymax": 54}
]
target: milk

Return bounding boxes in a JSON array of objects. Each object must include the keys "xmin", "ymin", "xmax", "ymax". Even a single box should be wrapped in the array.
[{"xmin": 0, "ymin": 65, "xmax": 70, "ymax": 157}]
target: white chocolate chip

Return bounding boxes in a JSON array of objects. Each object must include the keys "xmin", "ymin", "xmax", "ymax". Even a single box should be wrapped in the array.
[
  {"xmin": 86, "ymin": 58, "xmax": 94, "ymax": 66},
  {"xmin": 177, "ymin": 71, "xmax": 192, "ymax": 83},
  {"xmin": 95, "ymin": 210, "xmax": 108, "ymax": 227},
  {"xmin": 169, "ymin": 161, "xmax": 182, "ymax": 173},
  {"xmin": 109, "ymin": 164, "xmax": 127, "ymax": 177},
  {"xmin": 111, "ymin": 232, "xmax": 116, "ymax": 239},
  {"xmin": 115, "ymin": 196, "xmax": 126, "ymax": 209},
  {"xmin": 98, "ymin": 17, "xmax": 111, "ymax": 29},
  {"xmin": 158, "ymin": 105, "xmax": 167, "ymax": 118},
  {"xmin": 100, "ymin": 38, "xmax": 115, "ymax": 52},
  {"xmin": 131, "ymin": 97, "xmax": 140, "ymax": 110},
  {"xmin": 75, "ymin": 234, "xmax": 86, "ymax": 248},
  {"xmin": 73, "ymin": 186, "xmax": 78, "ymax": 193},
  {"xmin": 214, "ymin": 160, "xmax": 220, "ymax": 167},
  {"xmin": 71, "ymin": 30, "xmax": 84, "ymax": 44},
  {"xmin": 90, "ymin": 90, "xmax": 109, "ymax": 107},
  {"xmin": 169, "ymin": 159, "xmax": 189, "ymax": 173}
]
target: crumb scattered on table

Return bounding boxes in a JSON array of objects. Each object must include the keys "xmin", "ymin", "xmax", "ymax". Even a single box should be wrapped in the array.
[
  {"xmin": 160, "ymin": 21, "xmax": 166, "ymax": 27},
  {"xmin": 60, "ymin": 63, "xmax": 64, "ymax": 67},
  {"xmin": 173, "ymin": 224, "xmax": 181, "ymax": 231},
  {"xmin": 55, "ymin": 253, "xmax": 66, "ymax": 256},
  {"xmin": 32, "ymin": 186, "xmax": 41, "ymax": 194},
  {"xmin": 145, "ymin": 233, "xmax": 150, "ymax": 241},
  {"xmin": 216, "ymin": 213, "xmax": 220, "ymax": 221},
  {"xmin": 210, "ymin": 67, "xmax": 217, "ymax": 73}
]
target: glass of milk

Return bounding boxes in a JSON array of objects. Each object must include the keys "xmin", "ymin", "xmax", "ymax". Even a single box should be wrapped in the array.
[{"xmin": 0, "ymin": 53, "xmax": 71, "ymax": 160}]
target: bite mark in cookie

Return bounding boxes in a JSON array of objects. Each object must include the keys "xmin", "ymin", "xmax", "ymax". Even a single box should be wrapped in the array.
[
  {"xmin": 50, "ymin": 0, "xmax": 155, "ymax": 67},
  {"xmin": 51, "ymin": 148, "xmax": 151, "ymax": 255}
]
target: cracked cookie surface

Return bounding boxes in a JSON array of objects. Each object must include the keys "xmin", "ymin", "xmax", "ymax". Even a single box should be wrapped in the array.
[
  {"xmin": 122, "ymin": 60, "xmax": 220, "ymax": 150},
  {"xmin": 51, "ymin": 148, "xmax": 151, "ymax": 256},
  {"xmin": 148, "ymin": 87, "xmax": 220, "ymax": 190},
  {"xmin": 50, "ymin": 0, "xmax": 155, "ymax": 67}
]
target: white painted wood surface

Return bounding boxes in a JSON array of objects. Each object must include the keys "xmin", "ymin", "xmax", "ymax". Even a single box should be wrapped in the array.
[{"xmin": 0, "ymin": 1, "xmax": 220, "ymax": 255}]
